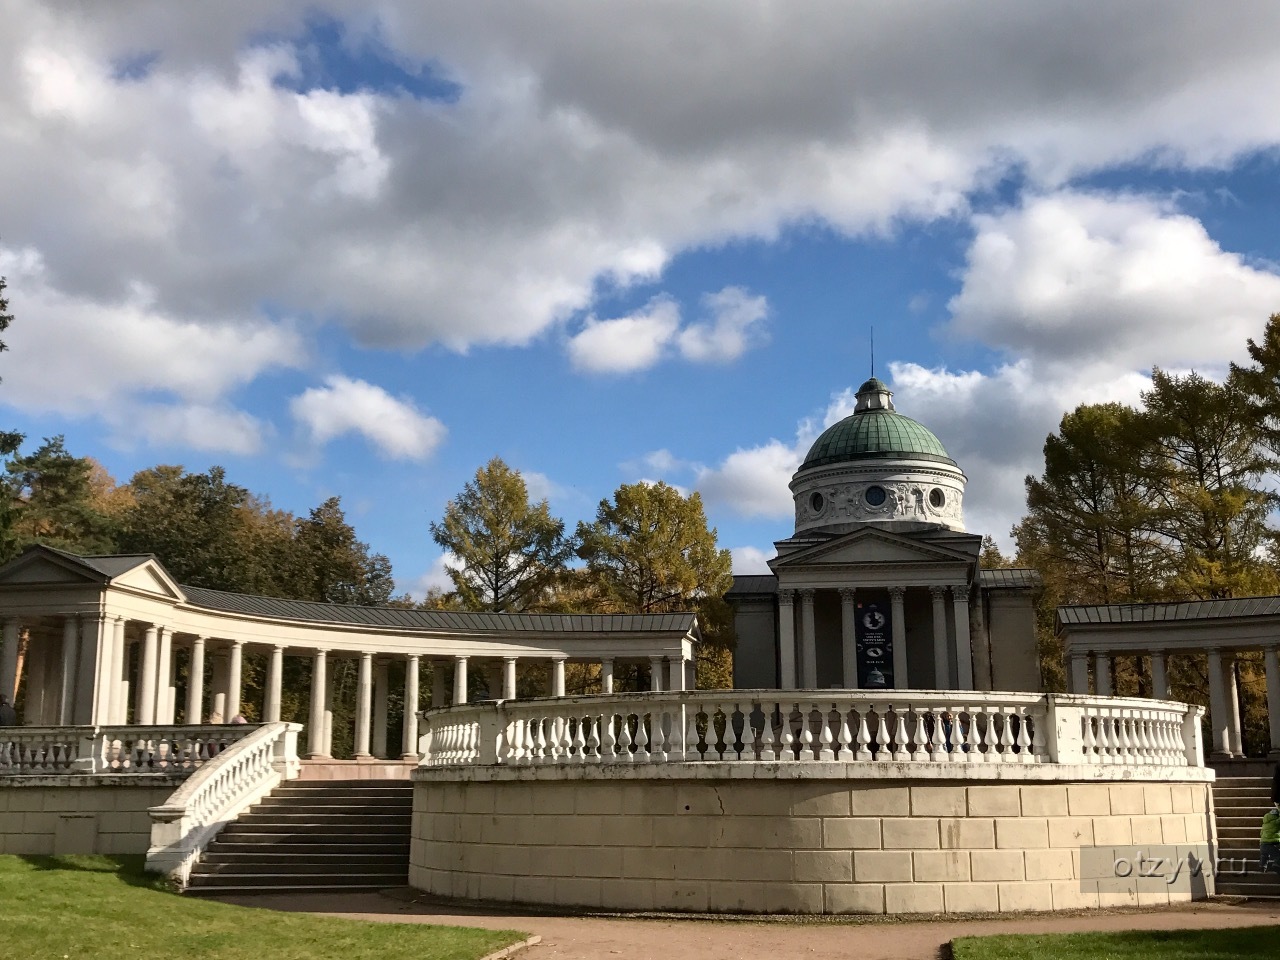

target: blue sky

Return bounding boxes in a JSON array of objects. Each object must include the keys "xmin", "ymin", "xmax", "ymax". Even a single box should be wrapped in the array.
[{"xmin": 4, "ymin": 4, "xmax": 1280, "ymax": 596}]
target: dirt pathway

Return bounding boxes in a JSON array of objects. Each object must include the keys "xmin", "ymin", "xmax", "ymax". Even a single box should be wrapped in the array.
[{"xmin": 211, "ymin": 891, "xmax": 1280, "ymax": 960}]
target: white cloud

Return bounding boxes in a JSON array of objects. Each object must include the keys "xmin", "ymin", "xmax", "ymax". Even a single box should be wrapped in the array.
[
  {"xmin": 949, "ymin": 191, "xmax": 1280, "ymax": 372},
  {"xmin": 566, "ymin": 297, "xmax": 680, "ymax": 373},
  {"xmin": 410, "ymin": 552, "xmax": 460, "ymax": 598},
  {"xmin": 676, "ymin": 287, "xmax": 770, "ymax": 363},
  {"xmin": 121, "ymin": 403, "xmax": 268, "ymax": 456},
  {"xmin": 521, "ymin": 469, "xmax": 565, "ymax": 504},
  {"xmin": 730, "ymin": 545, "xmax": 775, "ymax": 575},
  {"xmin": 289, "ymin": 375, "xmax": 446, "ymax": 460}
]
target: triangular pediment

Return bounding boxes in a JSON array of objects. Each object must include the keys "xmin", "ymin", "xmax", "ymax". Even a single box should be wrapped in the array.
[
  {"xmin": 111, "ymin": 561, "xmax": 185, "ymax": 601},
  {"xmin": 771, "ymin": 527, "xmax": 977, "ymax": 571},
  {"xmin": 0, "ymin": 551, "xmax": 106, "ymax": 586}
]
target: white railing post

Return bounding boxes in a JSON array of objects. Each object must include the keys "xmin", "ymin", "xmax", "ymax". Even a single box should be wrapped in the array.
[
  {"xmin": 1045, "ymin": 695, "xmax": 1083, "ymax": 765},
  {"xmin": 1183, "ymin": 703, "xmax": 1205, "ymax": 767}
]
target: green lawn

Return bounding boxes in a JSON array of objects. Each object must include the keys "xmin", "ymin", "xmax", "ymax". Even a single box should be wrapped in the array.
[
  {"xmin": 953, "ymin": 927, "xmax": 1280, "ymax": 960},
  {"xmin": 0, "ymin": 855, "xmax": 525, "ymax": 960}
]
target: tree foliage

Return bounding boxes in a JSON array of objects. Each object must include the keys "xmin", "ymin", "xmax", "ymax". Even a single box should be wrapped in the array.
[
  {"xmin": 4, "ymin": 437, "xmax": 117, "ymax": 558},
  {"xmin": 429, "ymin": 457, "xmax": 574, "ymax": 612}
]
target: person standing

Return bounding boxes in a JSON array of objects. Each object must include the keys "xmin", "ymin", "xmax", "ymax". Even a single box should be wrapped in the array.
[{"xmin": 0, "ymin": 694, "xmax": 16, "ymax": 726}]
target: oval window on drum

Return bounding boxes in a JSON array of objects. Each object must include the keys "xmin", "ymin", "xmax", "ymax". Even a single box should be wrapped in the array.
[
  {"xmin": 929, "ymin": 488, "xmax": 945, "ymax": 509},
  {"xmin": 810, "ymin": 491, "xmax": 825, "ymax": 513},
  {"xmin": 865, "ymin": 485, "xmax": 887, "ymax": 507}
]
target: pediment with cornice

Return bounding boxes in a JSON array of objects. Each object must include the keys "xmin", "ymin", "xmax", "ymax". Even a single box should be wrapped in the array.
[{"xmin": 769, "ymin": 527, "xmax": 978, "ymax": 573}]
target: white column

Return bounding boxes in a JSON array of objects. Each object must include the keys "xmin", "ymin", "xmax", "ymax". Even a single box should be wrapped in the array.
[
  {"xmin": 648, "ymin": 656, "xmax": 663, "ymax": 692},
  {"xmin": 549, "ymin": 657, "xmax": 566, "ymax": 696},
  {"xmin": 1150, "ymin": 650, "xmax": 1169, "ymax": 699},
  {"xmin": 1069, "ymin": 653, "xmax": 1090, "ymax": 694},
  {"xmin": 431, "ymin": 661, "xmax": 447, "ymax": 708},
  {"xmin": 599, "ymin": 658, "xmax": 613, "ymax": 694},
  {"xmin": 1264, "ymin": 645, "xmax": 1280, "ymax": 758},
  {"xmin": 402, "ymin": 655, "xmax": 420, "ymax": 760},
  {"xmin": 373, "ymin": 659, "xmax": 389, "ymax": 758},
  {"xmin": 1094, "ymin": 652, "xmax": 1113, "ymax": 696},
  {"xmin": 839, "ymin": 588, "xmax": 858, "ymax": 689},
  {"xmin": 0, "ymin": 619, "xmax": 19, "ymax": 704},
  {"xmin": 777, "ymin": 590, "xmax": 797, "ymax": 689},
  {"xmin": 59, "ymin": 617, "xmax": 79, "ymax": 725},
  {"xmin": 799, "ymin": 589, "xmax": 817, "ymax": 688},
  {"xmin": 137, "ymin": 624, "xmax": 159, "ymax": 725},
  {"xmin": 503, "ymin": 657, "xmax": 518, "ymax": 699},
  {"xmin": 264, "ymin": 644, "xmax": 283, "ymax": 723},
  {"xmin": 153, "ymin": 627, "xmax": 173, "ymax": 724},
  {"xmin": 889, "ymin": 587, "xmax": 908, "ymax": 689},
  {"xmin": 74, "ymin": 616, "xmax": 102, "ymax": 725},
  {"xmin": 355, "ymin": 652, "xmax": 373, "ymax": 758},
  {"xmin": 225, "ymin": 640, "xmax": 243, "ymax": 720},
  {"xmin": 930, "ymin": 586, "xmax": 949, "ymax": 689},
  {"xmin": 307, "ymin": 650, "xmax": 328, "ymax": 758},
  {"xmin": 1226, "ymin": 655, "xmax": 1244, "ymax": 758},
  {"xmin": 109, "ymin": 618, "xmax": 127, "ymax": 723},
  {"xmin": 187, "ymin": 637, "xmax": 206, "ymax": 724},
  {"xmin": 667, "ymin": 657, "xmax": 685, "ymax": 691},
  {"xmin": 452, "ymin": 656, "xmax": 468, "ymax": 705},
  {"xmin": 323, "ymin": 667, "xmax": 335, "ymax": 757},
  {"xmin": 952, "ymin": 584, "xmax": 973, "ymax": 690},
  {"xmin": 1206, "ymin": 648, "xmax": 1230, "ymax": 760},
  {"xmin": 92, "ymin": 617, "xmax": 117, "ymax": 725}
]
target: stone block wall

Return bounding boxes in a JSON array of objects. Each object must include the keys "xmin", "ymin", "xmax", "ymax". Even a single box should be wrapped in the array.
[
  {"xmin": 0, "ymin": 778, "xmax": 180, "ymax": 855},
  {"xmin": 410, "ymin": 776, "xmax": 1215, "ymax": 914}
]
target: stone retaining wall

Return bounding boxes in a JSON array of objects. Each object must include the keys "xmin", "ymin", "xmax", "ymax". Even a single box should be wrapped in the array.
[
  {"xmin": 410, "ymin": 772, "xmax": 1215, "ymax": 914},
  {"xmin": 0, "ymin": 776, "xmax": 182, "ymax": 855}
]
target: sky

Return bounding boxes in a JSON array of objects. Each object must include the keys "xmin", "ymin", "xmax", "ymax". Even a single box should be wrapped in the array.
[{"xmin": 4, "ymin": 2, "xmax": 1280, "ymax": 598}]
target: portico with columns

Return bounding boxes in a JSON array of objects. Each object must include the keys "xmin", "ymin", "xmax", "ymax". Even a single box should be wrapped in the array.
[
  {"xmin": 1059, "ymin": 597, "xmax": 1280, "ymax": 760},
  {"xmin": 0, "ymin": 545, "xmax": 699, "ymax": 761},
  {"xmin": 728, "ymin": 377, "xmax": 1043, "ymax": 693}
]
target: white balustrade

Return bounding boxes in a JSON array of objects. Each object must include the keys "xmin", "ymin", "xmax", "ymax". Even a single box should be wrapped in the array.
[
  {"xmin": 146, "ymin": 721, "xmax": 302, "ymax": 884},
  {"xmin": 420, "ymin": 691, "xmax": 1205, "ymax": 770},
  {"xmin": 1, "ymin": 724, "xmax": 260, "ymax": 776}
]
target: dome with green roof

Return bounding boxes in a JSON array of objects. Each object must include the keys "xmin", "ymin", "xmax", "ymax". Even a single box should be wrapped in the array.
[{"xmin": 801, "ymin": 378, "xmax": 955, "ymax": 469}]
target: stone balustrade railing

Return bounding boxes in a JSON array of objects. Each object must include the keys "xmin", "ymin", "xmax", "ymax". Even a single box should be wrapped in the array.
[
  {"xmin": 420, "ymin": 691, "xmax": 1205, "ymax": 769},
  {"xmin": 0, "ymin": 724, "xmax": 259, "ymax": 776},
  {"xmin": 146, "ymin": 721, "xmax": 302, "ymax": 884}
]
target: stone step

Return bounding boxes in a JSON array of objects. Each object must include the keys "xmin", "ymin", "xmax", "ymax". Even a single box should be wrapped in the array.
[
  {"xmin": 186, "ymin": 871, "xmax": 405, "ymax": 890},
  {"xmin": 209, "ymin": 841, "xmax": 409, "ymax": 856},
  {"xmin": 256, "ymin": 795, "xmax": 411, "ymax": 807},
  {"xmin": 231, "ymin": 812, "xmax": 411, "ymax": 825},
  {"xmin": 193, "ymin": 857, "xmax": 407, "ymax": 875},
  {"xmin": 186, "ymin": 882, "xmax": 394, "ymax": 897},
  {"xmin": 214, "ymin": 829, "xmax": 410, "ymax": 845}
]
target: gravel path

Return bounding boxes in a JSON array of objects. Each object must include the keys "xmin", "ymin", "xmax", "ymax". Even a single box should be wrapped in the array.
[{"xmin": 209, "ymin": 891, "xmax": 1280, "ymax": 960}]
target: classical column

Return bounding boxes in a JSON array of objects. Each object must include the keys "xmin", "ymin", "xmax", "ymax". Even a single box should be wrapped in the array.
[
  {"xmin": 92, "ymin": 617, "xmax": 117, "ymax": 725},
  {"xmin": 1206, "ymin": 648, "xmax": 1230, "ymax": 760},
  {"xmin": 503, "ymin": 657, "xmax": 518, "ymax": 699},
  {"xmin": 889, "ymin": 587, "xmax": 908, "ymax": 689},
  {"xmin": 1264, "ymin": 645, "xmax": 1280, "ymax": 758},
  {"xmin": 59, "ymin": 617, "xmax": 79, "ymax": 725},
  {"xmin": 952, "ymin": 584, "xmax": 974, "ymax": 689},
  {"xmin": 1226, "ymin": 655, "xmax": 1244, "ymax": 758},
  {"xmin": 109, "ymin": 617, "xmax": 127, "ymax": 723},
  {"xmin": 0, "ymin": 619, "xmax": 19, "ymax": 704},
  {"xmin": 1150, "ymin": 650, "xmax": 1169, "ymax": 700},
  {"xmin": 373, "ymin": 659, "xmax": 390, "ymax": 758},
  {"xmin": 402, "ymin": 655, "xmax": 421, "ymax": 759},
  {"xmin": 307, "ymin": 650, "xmax": 328, "ymax": 758},
  {"xmin": 649, "ymin": 656, "xmax": 663, "ymax": 692},
  {"xmin": 777, "ymin": 589, "xmax": 797, "ymax": 689},
  {"xmin": 1069, "ymin": 653, "xmax": 1090, "ymax": 694},
  {"xmin": 355, "ymin": 652, "xmax": 373, "ymax": 758},
  {"xmin": 323, "ymin": 666, "xmax": 335, "ymax": 757},
  {"xmin": 210, "ymin": 653, "xmax": 229, "ymax": 722},
  {"xmin": 74, "ymin": 615, "xmax": 103, "ymax": 725},
  {"xmin": 452, "ymin": 656, "xmax": 468, "ymax": 705},
  {"xmin": 137, "ymin": 624, "xmax": 159, "ymax": 725},
  {"xmin": 667, "ymin": 657, "xmax": 685, "ymax": 691},
  {"xmin": 1094, "ymin": 652, "xmax": 1113, "ymax": 696},
  {"xmin": 264, "ymin": 644, "xmax": 283, "ymax": 723},
  {"xmin": 187, "ymin": 637, "xmax": 206, "ymax": 724},
  {"xmin": 930, "ymin": 586, "xmax": 949, "ymax": 689},
  {"xmin": 839, "ymin": 588, "xmax": 858, "ymax": 689},
  {"xmin": 154, "ymin": 627, "xmax": 173, "ymax": 724},
  {"xmin": 431, "ymin": 661, "xmax": 447, "ymax": 709},
  {"xmin": 225, "ymin": 640, "xmax": 244, "ymax": 721},
  {"xmin": 799, "ymin": 589, "xmax": 817, "ymax": 688},
  {"xmin": 599, "ymin": 658, "xmax": 613, "ymax": 695}
]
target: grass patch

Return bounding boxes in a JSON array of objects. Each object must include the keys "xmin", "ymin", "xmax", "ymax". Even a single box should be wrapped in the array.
[
  {"xmin": 952, "ymin": 926, "xmax": 1280, "ymax": 960},
  {"xmin": 0, "ymin": 855, "xmax": 525, "ymax": 960}
]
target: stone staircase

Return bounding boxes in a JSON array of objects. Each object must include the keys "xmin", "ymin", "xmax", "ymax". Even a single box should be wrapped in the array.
[
  {"xmin": 1213, "ymin": 775, "xmax": 1280, "ymax": 899},
  {"xmin": 185, "ymin": 779, "xmax": 413, "ymax": 895}
]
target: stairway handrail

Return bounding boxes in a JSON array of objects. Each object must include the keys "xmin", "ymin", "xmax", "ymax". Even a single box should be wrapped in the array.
[{"xmin": 145, "ymin": 721, "xmax": 302, "ymax": 886}]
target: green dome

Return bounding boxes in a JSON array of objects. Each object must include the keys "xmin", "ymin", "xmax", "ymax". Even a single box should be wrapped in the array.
[{"xmin": 802, "ymin": 409, "xmax": 955, "ymax": 468}]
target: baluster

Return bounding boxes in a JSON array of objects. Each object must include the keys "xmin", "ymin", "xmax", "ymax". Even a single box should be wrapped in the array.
[
  {"xmin": 572, "ymin": 716, "xmax": 588, "ymax": 763},
  {"xmin": 586, "ymin": 715, "xmax": 602, "ymax": 762},
  {"xmin": 1081, "ymin": 712, "xmax": 1097, "ymax": 761},
  {"xmin": 979, "ymin": 708, "xmax": 998, "ymax": 762},
  {"xmin": 836, "ymin": 707, "xmax": 853, "ymax": 762},
  {"xmin": 781, "ymin": 705, "xmax": 797, "ymax": 761},
  {"xmin": 854, "ymin": 710, "xmax": 872, "ymax": 761},
  {"xmin": 1096, "ymin": 713, "xmax": 1112, "ymax": 763},
  {"xmin": 1028, "ymin": 708, "xmax": 1045, "ymax": 762},
  {"xmin": 798, "ymin": 702, "xmax": 815, "ymax": 760},
  {"xmin": 634, "ymin": 712, "xmax": 651, "ymax": 761},
  {"xmin": 730, "ymin": 702, "xmax": 746, "ymax": 760},
  {"xmin": 685, "ymin": 705, "xmax": 702, "ymax": 761},
  {"xmin": 997, "ymin": 708, "xmax": 1016, "ymax": 761},
  {"xmin": 534, "ymin": 716, "xmax": 548, "ymax": 763},
  {"xmin": 603, "ymin": 710, "xmax": 619, "ymax": 761},
  {"xmin": 818, "ymin": 705, "xmax": 836, "ymax": 761},
  {"xmin": 892, "ymin": 708, "xmax": 910, "ymax": 762},
  {"xmin": 618, "ymin": 712, "xmax": 634, "ymax": 762},
  {"xmin": 710, "ymin": 705, "xmax": 726, "ymax": 760},
  {"xmin": 1015, "ymin": 706, "xmax": 1033, "ymax": 763},
  {"xmin": 871, "ymin": 709, "xmax": 890, "ymax": 761},
  {"xmin": 1117, "ymin": 715, "xmax": 1132, "ymax": 761},
  {"xmin": 931, "ymin": 707, "xmax": 949, "ymax": 762},
  {"xmin": 758, "ymin": 706, "xmax": 776, "ymax": 761},
  {"xmin": 908, "ymin": 706, "xmax": 927, "ymax": 761}
]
